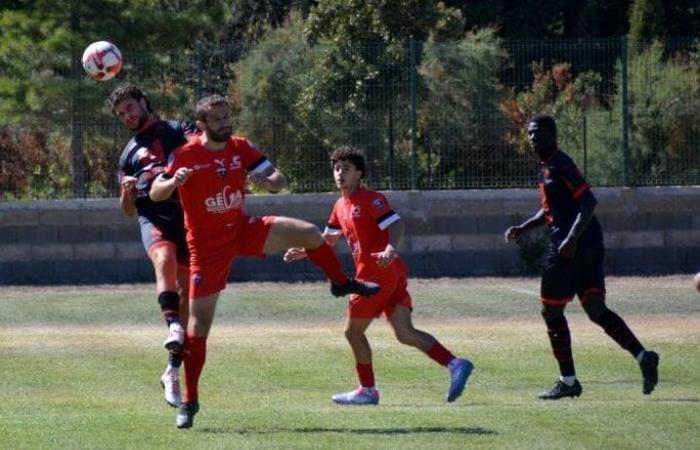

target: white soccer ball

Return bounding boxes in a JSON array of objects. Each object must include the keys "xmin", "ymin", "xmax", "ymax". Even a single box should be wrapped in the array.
[{"xmin": 81, "ymin": 41, "xmax": 123, "ymax": 81}]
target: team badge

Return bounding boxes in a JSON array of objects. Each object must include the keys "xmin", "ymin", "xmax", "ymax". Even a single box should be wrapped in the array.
[
  {"xmin": 214, "ymin": 158, "xmax": 227, "ymax": 177},
  {"xmin": 372, "ymin": 198, "xmax": 383, "ymax": 209}
]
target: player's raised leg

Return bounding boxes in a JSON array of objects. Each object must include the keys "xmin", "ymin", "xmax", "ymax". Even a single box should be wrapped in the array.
[{"xmin": 262, "ymin": 216, "xmax": 380, "ymax": 297}]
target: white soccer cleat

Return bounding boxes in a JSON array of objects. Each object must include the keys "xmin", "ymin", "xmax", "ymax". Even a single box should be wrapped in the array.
[
  {"xmin": 160, "ymin": 367, "xmax": 182, "ymax": 408},
  {"xmin": 332, "ymin": 386, "xmax": 379, "ymax": 405},
  {"xmin": 163, "ymin": 322, "xmax": 185, "ymax": 351}
]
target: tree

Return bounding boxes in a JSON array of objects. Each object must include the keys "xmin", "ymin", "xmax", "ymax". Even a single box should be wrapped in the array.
[{"xmin": 628, "ymin": 0, "xmax": 665, "ymax": 52}]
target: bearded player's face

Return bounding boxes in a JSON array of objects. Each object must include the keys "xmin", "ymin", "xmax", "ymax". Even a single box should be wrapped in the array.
[
  {"xmin": 114, "ymin": 97, "xmax": 149, "ymax": 131},
  {"xmin": 203, "ymin": 104, "xmax": 232, "ymax": 142}
]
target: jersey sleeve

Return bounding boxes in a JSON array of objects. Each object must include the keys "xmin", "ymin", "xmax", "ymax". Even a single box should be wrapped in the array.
[
  {"xmin": 324, "ymin": 202, "xmax": 343, "ymax": 236},
  {"xmin": 117, "ymin": 150, "xmax": 130, "ymax": 183},
  {"xmin": 556, "ymin": 162, "xmax": 592, "ymax": 200},
  {"xmin": 179, "ymin": 120, "xmax": 199, "ymax": 138},
  {"xmin": 163, "ymin": 148, "xmax": 184, "ymax": 178},
  {"xmin": 369, "ymin": 192, "xmax": 400, "ymax": 230},
  {"xmin": 239, "ymin": 138, "xmax": 273, "ymax": 175}
]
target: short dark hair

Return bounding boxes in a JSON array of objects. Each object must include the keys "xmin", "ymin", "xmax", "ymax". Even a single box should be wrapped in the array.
[
  {"xmin": 106, "ymin": 83, "xmax": 152, "ymax": 114},
  {"xmin": 195, "ymin": 95, "xmax": 229, "ymax": 122},
  {"xmin": 529, "ymin": 114, "xmax": 557, "ymax": 136},
  {"xmin": 330, "ymin": 146, "xmax": 366, "ymax": 178}
]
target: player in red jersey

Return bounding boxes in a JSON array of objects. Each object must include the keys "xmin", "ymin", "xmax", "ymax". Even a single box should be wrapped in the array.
[
  {"xmin": 284, "ymin": 146, "xmax": 474, "ymax": 405},
  {"xmin": 150, "ymin": 95, "xmax": 379, "ymax": 428}
]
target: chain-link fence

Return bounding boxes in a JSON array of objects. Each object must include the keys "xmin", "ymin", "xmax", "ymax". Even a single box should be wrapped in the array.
[{"xmin": 1, "ymin": 36, "xmax": 698, "ymax": 200}]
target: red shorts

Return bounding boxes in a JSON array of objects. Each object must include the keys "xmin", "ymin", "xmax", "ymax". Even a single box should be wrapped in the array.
[
  {"xmin": 348, "ymin": 258, "xmax": 412, "ymax": 319},
  {"xmin": 187, "ymin": 215, "xmax": 275, "ymax": 299}
]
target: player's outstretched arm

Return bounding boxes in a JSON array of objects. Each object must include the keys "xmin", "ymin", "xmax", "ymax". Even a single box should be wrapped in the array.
[
  {"xmin": 150, "ymin": 168, "xmax": 192, "ymax": 202},
  {"xmin": 504, "ymin": 208, "xmax": 546, "ymax": 242}
]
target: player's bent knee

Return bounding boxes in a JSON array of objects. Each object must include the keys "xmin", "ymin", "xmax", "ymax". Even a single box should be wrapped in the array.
[{"xmin": 541, "ymin": 305, "xmax": 565, "ymax": 321}]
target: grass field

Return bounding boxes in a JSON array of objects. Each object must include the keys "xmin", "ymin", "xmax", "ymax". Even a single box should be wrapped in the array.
[{"xmin": 1, "ymin": 276, "xmax": 699, "ymax": 450}]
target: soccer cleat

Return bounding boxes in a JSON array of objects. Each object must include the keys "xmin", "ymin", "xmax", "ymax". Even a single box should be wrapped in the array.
[
  {"xmin": 640, "ymin": 351, "xmax": 659, "ymax": 395},
  {"xmin": 160, "ymin": 367, "xmax": 181, "ymax": 408},
  {"xmin": 446, "ymin": 358, "xmax": 474, "ymax": 402},
  {"xmin": 330, "ymin": 278, "xmax": 381, "ymax": 298},
  {"xmin": 538, "ymin": 379, "xmax": 583, "ymax": 400},
  {"xmin": 163, "ymin": 322, "xmax": 185, "ymax": 352},
  {"xmin": 332, "ymin": 386, "xmax": 380, "ymax": 405},
  {"xmin": 175, "ymin": 401, "xmax": 199, "ymax": 429}
]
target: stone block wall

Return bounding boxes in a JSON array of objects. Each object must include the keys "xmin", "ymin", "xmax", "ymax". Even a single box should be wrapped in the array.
[{"xmin": 1, "ymin": 187, "xmax": 698, "ymax": 284}]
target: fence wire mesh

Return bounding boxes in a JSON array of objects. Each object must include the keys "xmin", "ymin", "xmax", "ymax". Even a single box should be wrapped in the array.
[{"xmin": 0, "ymin": 36, "xmax": 698, "ymax": 200}]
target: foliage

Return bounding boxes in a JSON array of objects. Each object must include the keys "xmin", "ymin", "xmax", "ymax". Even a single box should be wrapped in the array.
[
  {"xmin": 0, "ymin": 127, "xmax": 72, "ymax": 200},
  {"xmin": 418, "ymin": 28, "xmax": 511, "ymax": 188},
  {"xmin": 628, "ymin": 0, "xmax": 666, "ymax": 52},
  {"xmin": 622, "ymin": 41, "xmax": 700, "ymax": 185}
]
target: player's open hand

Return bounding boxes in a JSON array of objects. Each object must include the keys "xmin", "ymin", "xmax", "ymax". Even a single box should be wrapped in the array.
[
  {"xmin": 173, "ymin": 168, "xmax": 192, "ymax": 186},
  {"xmin": 120, "ymin": 176, "xmax": 137, "ymax": 193},
  {"xmin": 283, "ymin": 247, "xmax": 307, "ymax": 263},
  {"xmin": 371, "ymin": 246, "xmax": 397, "ymax": 268},
  {"xmin": 504, "ymin": 226, "xmax": 524, "ymax": 243}
]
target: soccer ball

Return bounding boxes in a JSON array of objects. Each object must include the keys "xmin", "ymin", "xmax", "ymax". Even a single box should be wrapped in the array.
[{"xmin": 81, "ymin": 41, "xmax": 123, "ymax": 81}]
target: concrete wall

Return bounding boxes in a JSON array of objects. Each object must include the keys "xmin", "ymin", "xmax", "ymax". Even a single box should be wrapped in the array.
[{"xmin": 1, "ymin": 187, "xmax": 698, "ymax": 285}]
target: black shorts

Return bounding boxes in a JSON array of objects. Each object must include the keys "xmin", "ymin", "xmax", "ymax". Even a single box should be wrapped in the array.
[
  {"xmin": 540, "ymin": 242, "xmax": 605, "ymax": 306},
  {"xmin": 138, "ymin": 214, "xmax": 189, "ymax": 266}
]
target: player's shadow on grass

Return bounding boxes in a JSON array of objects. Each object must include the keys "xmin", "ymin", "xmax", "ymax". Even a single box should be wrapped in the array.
[{"xmin": 200, "ymin": 426, "xmax": 497, "ymax": 436}]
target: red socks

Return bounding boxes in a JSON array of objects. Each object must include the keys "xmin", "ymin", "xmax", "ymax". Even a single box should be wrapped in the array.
[
  {"xmin": 183, "ymin": 334, "xmax": 207, "ymax": 402},
  {"xmin": 427, "ymin": 342, "xmax": 455, "ymax": 366},
  {"xmin": 356, "ymin": 363, "xmax": 375, "ymax": 388},
  {"xmin": 305, "ymin": 242, "xmax": 349, "ymax": 285}
]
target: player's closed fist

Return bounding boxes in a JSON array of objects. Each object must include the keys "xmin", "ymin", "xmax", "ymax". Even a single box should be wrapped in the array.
[
  {"xmin": 174, "ymin": 168, "xmax": 192, "ymax": 186},
  {"xmin": 121, "ymin": 176, "xmax": 137, "ymax": 193}
]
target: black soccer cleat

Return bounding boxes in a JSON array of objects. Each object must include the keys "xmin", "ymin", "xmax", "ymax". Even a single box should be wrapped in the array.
[
  {"xmin": 176, "ymin": 401, "xmax": 199, "ymax": 429},
  {"xmin": 640, "ymin": 351, "xmax": 659, "ymax": 395},
  {"xmin": 330, "ymin": 278, "xmax": 380, "ymax": 298},
  {"xmin": 537, "ymin": 380, "xmax": 582, "ymax": 400}
]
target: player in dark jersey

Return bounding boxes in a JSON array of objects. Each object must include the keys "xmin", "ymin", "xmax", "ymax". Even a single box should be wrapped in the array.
[
  {"xmin": 108, "ymin": 83, "xmax": 198, "ymax": 409},
  {"xmin": 505, "ymin": 114, "xmax": 659, "ymax": 399}
]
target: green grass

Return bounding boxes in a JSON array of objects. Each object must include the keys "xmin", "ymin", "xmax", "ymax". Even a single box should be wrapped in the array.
[{"xmin": 1, "ymin": 276, "xmax": 699, "ymax": 449}]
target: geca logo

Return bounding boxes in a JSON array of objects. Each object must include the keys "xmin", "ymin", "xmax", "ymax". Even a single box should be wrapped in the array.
[{"xmin": 205, "ymin": 186, "xmax": 243, "ymax": 213}]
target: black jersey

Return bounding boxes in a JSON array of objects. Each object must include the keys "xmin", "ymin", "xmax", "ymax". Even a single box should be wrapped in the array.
[
  {"xmin": 538, "ymin": 150, "xmax": 603, "ymax": 248},
  {"xmin": 118, "ymin": 120, "xmax": 198, "ymax": 219}
]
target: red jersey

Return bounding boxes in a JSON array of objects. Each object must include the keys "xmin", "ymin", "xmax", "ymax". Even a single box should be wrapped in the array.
[
  {"xmin": 165, "ymin": 135, "xmax": 272, "ymax": 238},
  {"xmin": 325, "ymin": 187, "xmax": 403, "ymax": 269}
]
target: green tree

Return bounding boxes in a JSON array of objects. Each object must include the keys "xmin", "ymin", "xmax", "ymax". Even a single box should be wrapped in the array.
[{"xmin": 628, "ymin": 0, "xmax": 665, "ymax": 52}]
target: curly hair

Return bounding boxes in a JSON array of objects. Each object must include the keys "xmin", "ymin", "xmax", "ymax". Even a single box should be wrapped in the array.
[{"xmin": 330, "ymin": 146, "xmax": 366, "ymax": 178}]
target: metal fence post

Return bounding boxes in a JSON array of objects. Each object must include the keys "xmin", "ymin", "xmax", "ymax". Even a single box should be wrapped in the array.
[
  {"xmin": 195, "ymin": 40, "xmax": 204, "ymax": 99},
  {"xmin": 70, "ymin": 0, "xmax": 84, "ymax": 198},
  {"xmin": 409, "ymin": 37, "xmax": 418, "ymax": 190},
  {"xmin": 621, "ymin": 35, "xmax": 630, "ymax": 186}
]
